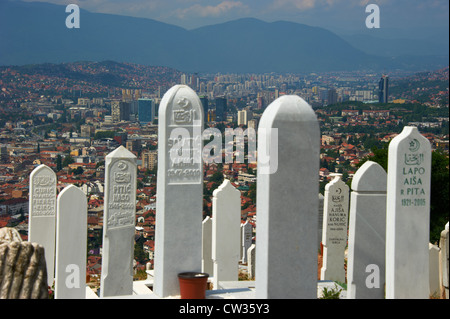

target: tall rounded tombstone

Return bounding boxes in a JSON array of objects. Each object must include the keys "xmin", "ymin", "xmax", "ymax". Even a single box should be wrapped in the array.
[
  {"xmin": 55, "ymin": 185, "xmax": 87, "ymax": 299},
  {"xmin": 255, "ymin": 95, "xmax": 320, "ymax": 299},
  {"xmin": 153, "ymin": 85, "xmax": 204, "ymax": 298},
  {"xmin": 385, "ymin": 126, "xmax": 431, "ymax": 299},
  {"xmin": 320, "ymin": 173, "xmax": 349, "ymax": 283},
  {"xmin": 28, "ymin": 164, "xmax": 57, "ymax": 287}
]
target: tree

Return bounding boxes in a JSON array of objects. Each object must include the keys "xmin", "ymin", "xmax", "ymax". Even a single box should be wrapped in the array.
[
  {"xmin": 72, "ymin": 166, "xmax": 83, "ymax": 175},
  {"xmin": 56, "ymin": 155, "xmax": 62, "ymax": 172},
  {"xmin": 209, "ymin": 171, "xmax": 224, "ymax": 184},
  {"xmin": 134, "ymin": 239, "xmax": 147, "ymax": 265},
  {"xmin": 429, "ymin": 150, "xmax": 449, "ymax": 243},
  {"xmin": 359, "ymin": 148, "xmax": 449, "ymax": 243},
  {"xmin": 358, "ymin": 146, "xmax": 388, "ymax": 171},
  {"xmin": 246, "ymin": 182, "xmax": 256, "ymax": 203},
  {"xmin": 62, "ymin": 155, "xmax": 74, "ymax": 167}
]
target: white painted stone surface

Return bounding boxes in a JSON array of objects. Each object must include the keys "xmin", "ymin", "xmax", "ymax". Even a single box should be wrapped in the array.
[
  {"xmin": 240, "ymin": 223, "xmax": 244, "ymax": 261},
  {"xmin": 202, "ymin": 216, "xmax": 213, "ymax": 276},
  {"xmin": 241, "ymin": 221, "xmax": 252, "ymax": 264},
  {"xmin": 153, "ymin": 85, "xmax": 204, "ymax": 297},
  {"xmin": 247, "ymin": 244, "xmax": 256, "ymax": 280},
  {"xmin": 385, "ymin": 126, "xmax": 431, "ymax": 299},
  {"xmin": 346, "ymin": 161, "xmax": 387, "ymax": 299},
  {"xmin": 320, "ymin": 173, "xmax": 349, "ymax": 283},
  {"xmin": 440, "ymin": 222, "xmax": 449, "ymax": 299},
  {"xmin": 212, "ymin": 179, "xmax": 241, "ymax": 290},
  {"xmin": 255, "ymin": 95, "xmax": 320, "ymax": 299},
  {"xmin": 100, "ymin": 146, "xmax": 137, "ymax": 298},
  {"xmin": 28, "ymin": 164, "xmax": 57, "ymax": 287},
  {"xmin": 55, "ymin": 185, "xmax": 87, "ymax": 299},
  {"xmin": 429, "ymin": 243, "xmax": 441, "ymax": 297},
  {"xmin": 318, "ymin": 193, "xmax": 324, "ymax": 247}
]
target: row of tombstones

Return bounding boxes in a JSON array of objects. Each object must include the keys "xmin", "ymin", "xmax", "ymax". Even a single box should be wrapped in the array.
[{"xmin": 22, "ymin": 84, "xmax": 448, "ymax": 299}]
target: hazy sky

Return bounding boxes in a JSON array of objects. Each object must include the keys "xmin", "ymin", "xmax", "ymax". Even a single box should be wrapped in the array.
[{"xmin": 16, "ymin": 0, "xmax": 450, "ymax": 34}]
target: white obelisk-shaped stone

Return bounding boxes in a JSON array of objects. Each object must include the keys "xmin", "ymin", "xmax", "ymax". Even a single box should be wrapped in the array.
[
  {"xmin": 55, "ymin": 185, "xmax": 87, "ymax": 299},
  {"xmin": 202, "ymin": 216, "xmax": 213, "ymax": 276},
  {"xmin": 241, "ymin": 221, "xmax": 252, "ymax": 264},
  {"xmin": 320, "ymin": 173, "xmax": 349, "ymax": 283},
  {"xmin": 346, "ymin": 161, "xmax": 387, "ymax": 299},
  {"xmin": 385, "ymin": 126, "xmax": 431, "ymax": 299},
  {"xmin": 100, "ymin": 146, "xmax": 137, "ymax": 298},
  {"xmin": 439, "ymin": 222, "xmax": 449, "ymax": 299},
  {"xmin": 153, "ymin": 85, "xmax": 204, "ymax": 297},
  {"xmin": 212, "ymin": 179, "xmax": 241, "ymax": 290},
  {"xmin": 28, "ymin": 164, "xmax": 57, "ymax": 287},
  {"xmin": 255, "ymin": 95, "xmax": 320, "ymax": 299}
]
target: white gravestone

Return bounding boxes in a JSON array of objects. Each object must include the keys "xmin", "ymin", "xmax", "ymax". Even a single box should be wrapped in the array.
[
  {"xmin": 154, "ymin": 85, "xmax": 204, "ymax": 297},
  {"xmin": 202, "ymin": 216, "xmax": 214, "ymax": 276},
  {"xmin": 318, "ymin": 193, "xmax": 324, "ymax": 247},
  {"xmin": 255, "ymin": 95, "xmax": 320, "ymax": 299},
  {"xmin": 28, "ymin": 164, "xmax": 57, "ymax": 287},
  {"xmin": 212, "ymin": 179, "xmax": 241, "ymax": 289},
  {"xmin": 320, "ymin": 173, "xmax": 349, "ymax": 283},
  {"xmin": 100, "ymin": 146, "xmax": 137, "ymax": 298},
  {"xmin": 346, "ymin": 161, "xmax": 387, "ymax": 299},
  {"xmin": 385, "ymin": 126, "xmax": 431, "ymax": 299},
  {"xmin": 429, "ymin": 243, "xmax": 441, "ymax": 298},
  {"xmin": 247, "ymin": 244, "xmax": 256, "ymax": 280},
  {"xmin": 439, "ymin": 222, "xmax": 449, "ymax": 299},
  {"xmin": 241, "ymin": 221, "xmax": 253, "ymax": 264},
  {"xmin": 240, "ymin": 223, "xmax": 244, "ymax": 261},
  {"xmin": 55, "ymin": 185, "xmax": 87, "ymax": 299}
]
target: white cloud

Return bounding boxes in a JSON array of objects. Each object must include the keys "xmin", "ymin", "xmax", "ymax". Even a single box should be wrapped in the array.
[{"xmin": 175, "ymin": 1, "xmax": 249, "ymax": 18}]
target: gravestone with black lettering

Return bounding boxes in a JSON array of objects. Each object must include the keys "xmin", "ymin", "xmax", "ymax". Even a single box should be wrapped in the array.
[
  {"xmin": 385, "ymin": 126, "xmax": 431, "ymax": 299},
  {"xmin": 320, "ymin": 173, "xmax": 349, "ymax": 283},
  {"xmin": 28, "ymin": 164, "xmax": 57, "ymax": 287},
  {"xmin": 255, "ymin": 95, "xmax": 320, "ymax": 299},
  {"xmin": 153, "ymin": 85, "xmax": 204, "ymax": 297},
  {"xmin": 346, "ymin": 161, "xmax": 386, "ymax": 299},
  {"xmin": 100, "ymin": 146, "xmax": 137, "ymax": 298},
  {"xmin": 55, "ymin": 185, "xmax": 87, "ymax": 299}
]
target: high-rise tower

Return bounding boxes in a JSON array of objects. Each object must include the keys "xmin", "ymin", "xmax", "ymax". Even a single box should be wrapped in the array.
[
  {"xmin": 137, "ymin": 98, "xmax": 155, "ymax": 124},
  {"xmin": 215, "ymin": 96, "xmax": 227, "ymax": 122},
  {"xmin": 378, "ymin": 75, "xmax": 389, "ymax": 103}
]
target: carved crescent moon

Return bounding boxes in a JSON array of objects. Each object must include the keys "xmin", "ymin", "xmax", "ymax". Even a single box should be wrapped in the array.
[
  {"xmin": 177, "ymin": 97, "xmax": 190, "ymax": 109},
  {"xmin": 409, "ymin": 139, "xmax": 420, "ymax": 152}
]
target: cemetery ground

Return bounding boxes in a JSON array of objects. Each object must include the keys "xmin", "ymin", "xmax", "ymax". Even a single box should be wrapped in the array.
[{"xmin": 0, "ymin": 86, "xmax": 449, "ymax": 302}]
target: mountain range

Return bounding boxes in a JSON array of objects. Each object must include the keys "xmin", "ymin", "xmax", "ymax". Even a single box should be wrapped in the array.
[{"xmin": 0, "ymin": 0, "xmax": 448, "ymax": 73}]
